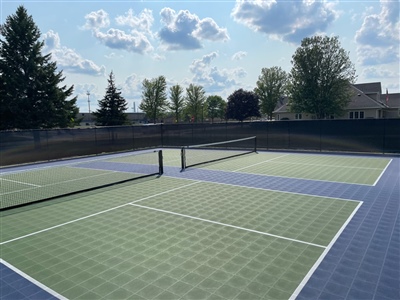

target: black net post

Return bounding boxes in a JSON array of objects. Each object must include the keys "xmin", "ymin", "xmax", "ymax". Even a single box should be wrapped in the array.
[
  {"xmin": 158, "ymin": 150, "xmax": 164, "ymax": 175},
  {"xmin": 181, "ymin": 147, "xmax": 186, "ymax": 171}
]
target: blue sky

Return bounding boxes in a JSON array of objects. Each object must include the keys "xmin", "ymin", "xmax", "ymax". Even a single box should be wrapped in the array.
[{"xmin": 1, "ymin": 0, "xmax": 399, "ymax": 112}]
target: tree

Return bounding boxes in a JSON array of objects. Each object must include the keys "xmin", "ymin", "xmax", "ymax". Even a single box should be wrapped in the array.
[
  {"xmin": 205, "ymin": 95, "xmax": 226, "ymax": 123},
  {"xmin": 93, "ymin": 71, "xmax": 128, "ymax": 126},
  {"xmin": 169, "ymin": 84, "xmax": 185, "ymax": 123},
  {"xmin": 254, "ymin": 66, "xmax": 288, "ymax": 120},
  {"xmin": 0, "ymin": 5, "xmax": 78, "ymax": 130},
  {"xmin": 226, "ymin": 89, "xmax": 260, "ymax": 122},
  {"xmin": 289, "ymin": 35, "xmax": 356, "ymax": 119},
  {"xmin": 139, "ymin": 76, "xmax": 168, "ymax": 123},
  {"xmin": 185, "ymin": 84, "xmax": 206, "ymax": 123}
]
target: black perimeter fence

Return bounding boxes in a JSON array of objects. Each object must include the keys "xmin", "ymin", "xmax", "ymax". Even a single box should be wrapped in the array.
[{"xmin": 1, "ymin": 119, "xmax": 399, "ymax": 167}]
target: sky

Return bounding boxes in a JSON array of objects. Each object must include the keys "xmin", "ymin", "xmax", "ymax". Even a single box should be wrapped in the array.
[{"xmin": 1, "ymin": 0, "xmax": 399, "ymax": 112}]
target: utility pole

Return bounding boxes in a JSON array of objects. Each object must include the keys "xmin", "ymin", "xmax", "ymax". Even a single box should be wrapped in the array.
[{"xmin": 86, "ymin": 91, "xmax": 91, "ymax": 113}]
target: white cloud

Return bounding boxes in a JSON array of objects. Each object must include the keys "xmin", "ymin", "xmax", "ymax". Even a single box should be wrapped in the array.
[
  {"xmin": 120, "ymin": 73, "xmax": 146, "ymax": 99},
  {"xmin": 231, "ymin": 0, "xmax": 338, "ymax": 44},
  {"xmin": 355, "ymin": 0, "xmax": 399, "ymax": 65},
  {"xmin": 43, "ymin": 30, "xmax": 106, "ymax": 76},
  {"xmin": 362, "ymin": 67, "xmax": 399, "ymax": 79},
  {"xmin": 159, "ymin": 8, "xmax": 229, "ymax": 50},
  {"xmin": 190, "ymin": 52, "xmax": 219, "ymax": 75},
  {"xmin": 83, "ymin": 9, "xmax": 154, "ymax": 55},
  {"xmin": 94, "ymin": 28, "xmax": 154, "ymax": 54},
  {"xmin": 356, "ymin": 45, "xmax": 399, "ymax": 66},
  {"xmin": 189, "ymin": 52, "xmax": 247, "ymax": 94},
  {"xmin": 232, "ymin": 51, "xmax": 247, "ymax": 61},
  {"xmin": 152, "ymin": 53, "xmax": 166, "ymax": 61},
  {"xmin": 82, "ymin": 9, "xmax": 110, "ymax": 31},
  {"xmin": 115, "ymin": 8, "xmax": 154, "ymax": 36},
  {"xmin": 193, "ymin": 17, "xmax": 229, "ymax": 42},
  {"xmin": 104, "ymin": 52, "xmax": 123, "ymax": 59}
]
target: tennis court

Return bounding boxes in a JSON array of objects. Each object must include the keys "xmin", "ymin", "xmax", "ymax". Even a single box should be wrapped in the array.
[{"xmin": 1, "ymin": 145, "xmax": 398, "ymax": 300}]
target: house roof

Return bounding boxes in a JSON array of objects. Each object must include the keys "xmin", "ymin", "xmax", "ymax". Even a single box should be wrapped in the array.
[
  {"xmin": 353, "ymin": 82, "xmax": 382, "ymax": 94},
  {"xmin": 273, "ymin": 84, "xmax": 388, "ymax": 114},
  {"xmin": 273, "ymin": 96, "xmax": 290, "ymax": 113},
  {"xmin": 381, "ymin": 92, "xmax": 400, "ymax": 108},
  {"xmin": 347, "ymin": 85, "xmax": 387, "ymax": 109}
]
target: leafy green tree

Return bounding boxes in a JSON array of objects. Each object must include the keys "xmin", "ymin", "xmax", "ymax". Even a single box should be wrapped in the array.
[
  {"xmin": 289, "ymin": 35, "xmax": 356, "ymax": 119},
  {"xmin": 139, "ymin": 76, "xmax": 168, "ymax": 123},
  {"xmin": 254, "ymin": 66, "xmax": 288, "ymax": 120},
  {"xmin": 0, "ymin": 5, "xmax": 78, "ymax": 130},
  {"xmin": 93, "ymin": 71, "xmax": 128, "ymax": 126},
  {"xmin": 205, "ymin": 95, "xmax": 226, "ymax": 123},
  {"xmin": 185, "ymin": 84, "xmax": 206, "ymax": 123},
  {"xmin": 169, "ymin": 84, "xmax": 185, "ymax": 123},
  {"xmin": 226, "ymin": 89, "xmax": 260, "ymax": 122}
]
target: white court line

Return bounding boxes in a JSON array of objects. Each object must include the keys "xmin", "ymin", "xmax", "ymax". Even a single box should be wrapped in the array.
[
  {"xmin": 166, "ymin": 175, "xmax": 362, "ymax": 203},
  {"xmin": 130, "ymin": 203, "xmax": 326, "ymax": 249},
  {"xmin": 0, "ymin": 149, "xmax": 159, "ymax": 175},
  {"xmin": 289, "ymin": 201, "xmax": 363, "ymax": 300},
  {"xmin": 251, "ymin": 160, "xmax": 388, "ymax": 171},
  {"xmin": 0, "ymin": 178, "xmax": 41, "ymax": 187},
  {"xmin": 372, "ymin": 159, "xmax": 392, "ymax": 186},
  {"xmin": 1, "ymin": 259, "xmax": 67, "ymax": 300},
  {"xmin": 1, "ymin": 171, "xmax": 115, "ymax": 196},
  {"xmin": 233, "ymin": 154, "xmax": 290, "ymax": 172},
  {"xmin": 0, "ymin": 181, "xmax": 200, "ymax": 245}
]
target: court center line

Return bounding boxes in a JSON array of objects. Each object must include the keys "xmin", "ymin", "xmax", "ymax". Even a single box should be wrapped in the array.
[
  {"xmin": 233, "ymin": 154, "xmax": 290, "ymax": 172},
  {"xmin": 0, "ymin": 181, "xmax": 201, "ymax": 245},
  {"xmin": 289, "ymin": 200, "xmax": 363, "ymax": 300},
  {"xmin": 0, "ymin": 259, "xmax": 67, "ymax": 300},
  {"xmin": 166, "ymin": 175, "xmax": 362, "ymax": 203},
  {"xmin": 251, "ymin": 160, "xmax": 388, "ymax": 171},
  {"xmin": 129, "ymin": 203, "xmax": 327, "ymax": 249}
]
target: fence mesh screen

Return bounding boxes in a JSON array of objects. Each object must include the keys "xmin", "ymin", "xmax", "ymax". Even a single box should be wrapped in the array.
[{"xmin": 1, "ymin": 119, "xmax": 399, "ymax": 167}]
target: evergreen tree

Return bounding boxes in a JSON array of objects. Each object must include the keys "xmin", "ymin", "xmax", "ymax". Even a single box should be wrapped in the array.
[
  {"xmin": 93, "ymin": 71, "xmax": 128, "ymax": 126},
  {"xmin": 0, "ymin": 5, "xmax": 78, "ymax": 130}
]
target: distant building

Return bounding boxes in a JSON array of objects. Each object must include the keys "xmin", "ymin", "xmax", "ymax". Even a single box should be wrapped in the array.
[{"xmin": 273, "ymin": 82, "xmax": 399, "ymax": 120}]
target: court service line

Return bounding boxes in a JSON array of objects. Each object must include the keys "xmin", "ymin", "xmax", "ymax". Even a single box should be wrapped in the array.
[
  {"xmin": 289, "ymin": 200, "xmax": 363, "ymax": 300},
  {"xmin": 0, "ymin": 178, "xmax": 41, "ymax": 187},
  {"xmin": 0, "ymin": 259, "xmax": 67, "ymax": 300},
  {"xmin": 233, "ymin": 154, "xmax": 290, "ymax": 172},
  {"xmin": 1, "ymin": 171, "xmax": 120, "ymax": 196},
  {"xmin": 130, "ymin": 203, "xmax": 327, "ymax": 249},
  {"xmin": 372, "ymin": 159, "xmax": 392, "ymax": 186},
  {"xmin": 0, "ymin": 181, "xmax": 201, "ymax": 245}
]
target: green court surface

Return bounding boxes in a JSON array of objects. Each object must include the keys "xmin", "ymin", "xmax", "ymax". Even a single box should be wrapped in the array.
[
  {"xmin": 162, "ymin": 149, "xmax": 391, "ymax": 185},
  {"xmin": 1, "ymin": 176, "xmax": 360, "ymax": 299}
]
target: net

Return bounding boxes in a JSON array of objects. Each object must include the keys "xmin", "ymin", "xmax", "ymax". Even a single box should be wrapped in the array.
[
  {"xmin": 181, "ymin": 136, "xmax": 257, "ymax": 171},
  {"xmin": 0, "ymin": 150, "xmax": 163, "ymax": 210}
]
